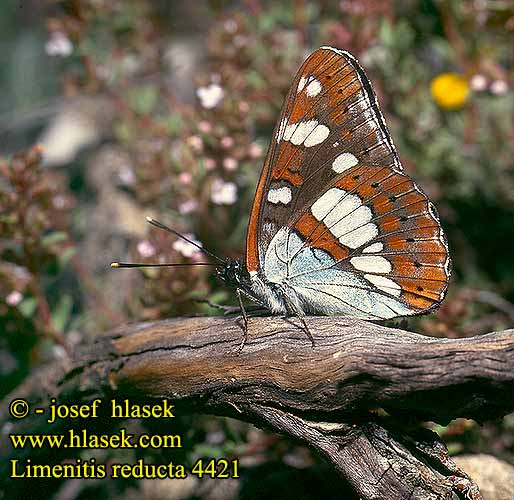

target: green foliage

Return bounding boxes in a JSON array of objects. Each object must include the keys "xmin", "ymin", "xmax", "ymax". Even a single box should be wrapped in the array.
[
  {"xmin": 0, "ymin": 146, "xmax": 76, "ymax": 393},
  {"xmin": 127, "ymin": 85, "xmax": 159, "ymax": 115}
]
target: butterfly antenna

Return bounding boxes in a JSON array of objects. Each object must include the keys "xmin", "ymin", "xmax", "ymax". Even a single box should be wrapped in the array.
[
  {"xmin": 111, "ymin": 217, "xmax": 226, "ymax": 269},
  {"xmin": 144, "ymin": 216, "xmax": 225, "ymax": 264},
  {"xmin": 111, "ymin": 262, "xmax": 215, "ymax": 268}
]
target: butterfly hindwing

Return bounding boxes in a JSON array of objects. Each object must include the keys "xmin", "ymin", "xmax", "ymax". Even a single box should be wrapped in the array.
[
  {"xmin": 246, "ymin": 47, "xmax": 450, "ymax": 319},
  {"xmin": 291, "ymin": 164, "xmax": 450, "ymax": 316}
]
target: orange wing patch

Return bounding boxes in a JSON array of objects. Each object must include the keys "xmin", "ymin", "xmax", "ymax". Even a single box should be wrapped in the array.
[
  {"xmin": 295, "ymin": 212, "xmax": 350, "ymax": 261},
  {"xmin": 271, "ymin": 141, "xmax": 304, "ymax": 186}
]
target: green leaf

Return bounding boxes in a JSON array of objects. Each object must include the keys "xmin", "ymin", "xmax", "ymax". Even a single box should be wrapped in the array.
[
  {"xmin": 41, "ymin": 232, "xmax": 68, "ymax": 247},
  {"xmin": 18, "ymin": 297, "xmax": 37, "ymax": 318},
  {"xmin": 162, "ymin": 114, "xmax": 183, "ymax": 135},
  {"xmin": 431, "ymin": 424, "xmax": 447, "ymax": 436},
  {"xmin": 503, "ymin": 413, "xmax": 514, "ymax": 431},
  {"xmin": 257, "ymin": 12, "xmax": 277, "ymax": 33},
  {"xmin": 58, "ymin": 247, "xmax": 77, "ymax": 267},
  {"xmin": 246, "ymin": 70, "xmax": 266, "ymax": 90},
  {"xmin": 193, "ymin": 444, "xmax": 225, "ymax": 459},
  {"xmin": 394, "ymin": 20, "xmax": 415, "ymax": 49},
  {"xmin": 379, "ymin": 19, "xmax": 394, "ymax": 46},
  {"xmin": 127, "ymin": 85, "xmax": 158, "ymax": 115},
  {"xmin": 51, "ymin": 294, "xmax": 73, "ymax": 333},
  {"xmin": 447, "ymin": 442, "xmax": 464, "ymax": 456},
  {"xmin": 114, "ymin": 120, "xmax": 135, "ymax": 143},
  {"xmin": 0, "ymin": 213, "xmax": 17, "ymax": 224},
  {"xmin": 207, "ymin": 290, "xmax": 230, "ymax": 304}
]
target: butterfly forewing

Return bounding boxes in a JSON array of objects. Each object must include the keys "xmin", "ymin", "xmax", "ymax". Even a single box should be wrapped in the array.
[
  {"xmin": 246, "ymin": 47, "xmax": 450, "ymax": 319},
  {"xmin": 247, "ymin": 47, "xmax": 401, "ymax": 271}
]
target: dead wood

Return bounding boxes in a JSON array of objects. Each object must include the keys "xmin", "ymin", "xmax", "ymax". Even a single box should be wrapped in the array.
[{"xmin": 3, "ymin": 315, "xmax": 514, "ymax": 499}]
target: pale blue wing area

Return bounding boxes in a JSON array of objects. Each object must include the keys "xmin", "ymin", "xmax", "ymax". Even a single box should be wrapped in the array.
[{"xmin": 263, "ymin": 228, "xmax": 415, "ymax": 319}]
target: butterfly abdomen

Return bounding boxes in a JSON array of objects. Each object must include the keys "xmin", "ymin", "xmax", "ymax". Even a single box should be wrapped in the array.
[{"xmin": 249, "ymin": 275, "xmax": 296, "ymax": 315}]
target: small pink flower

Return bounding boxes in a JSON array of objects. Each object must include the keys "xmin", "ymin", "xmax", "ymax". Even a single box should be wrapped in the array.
[
  {"xmin": 179, "ymin": 172, "xmax": 193, "ymax": 185},
  {"xmin": 45, "ymin": 32, "xmax": 73, "ymax": 57},
  {"xmin": 187, "ymin": 135, "xmax": 203, "ymax": 152},
  {"xmin": 52, "ymin": 195, "xmax": 66, "ymax": 209},
  {"xmin": 173, "ymin": 234, "xmax": 202, "ymax": 258},
  {"xmin": 210, "ymin": 179, "xmax": 237, "ymax": 205},
  {"xmin": 224, "ymin": 19, "xmax": 238, "ymax": 33},
  {"xmin": 204, "ymin": 158, "xmax": 216, "ymax": 170},
  {"xmin": 233, "ymin": 35, "xmax": 248, "ymax": 48},
  {"xmin": 248, "ymin": 142, "xmax": 263, "ymax": 158},
  {"xmin": 223, "ymin": 157, "xmax": 238, "ymax": 171},
  {"xmin": 6, "ymin": 291, "xmax": 23, "ymax": 307},
  {"xmin": 196, "ymin": 84, "xmax": 224, "ymax": 109},
  {"xmin": 470, "ymin": 74, "xmax": 487, "ymax": 92},
  {"xmin": 239, "ymin": 101, "xmax": 250, "ymax": 113},
  {"xmin": 178, "ymin": 199, "xmax": 198, "ymax": 214},
  {"xmin": 340, "ymin": 0, "xmax": 364, "ymax": 14},
  {"xmin": 53, "ymin": 345, "xmax": 67, "ymax": 359},
  {"xmin": 198, "ymin": 121, "xmax": 212, "ymax": 134},
  {"xmin": 137, "ymin": 240, "xmax": 156, "ymax": 258},
  {"xmin": 118, "ymin": 164, "xmax": 136, "ymax": 186},
  {"xmin": 490, "ymin": 80, "xmax": 508, "ymax": 96},
  {"xmin": 220, "ymin": 136, "xmax": 235, "ymax": 149},
  {"xmin": 191, "ymin": 252, "xmax": 205, "ymax": 263}
]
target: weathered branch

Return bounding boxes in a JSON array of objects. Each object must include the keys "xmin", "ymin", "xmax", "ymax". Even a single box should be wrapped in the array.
[{"xmin": 3, "ymin": 316, "xmax": 513, "ymax": 499}]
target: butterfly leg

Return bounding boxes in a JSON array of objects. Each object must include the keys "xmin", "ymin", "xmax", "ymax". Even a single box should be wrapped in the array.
[
  {"xmin": 234, "ymin": 288, "xmax": 271, "ymax": 351},
  {"xmin": 197, "ymin": 298, "xmax": 269, "ymax": 316},
  {"xmin": 281, "ymin": 294, "xmax": 315, "ymax": 348},
  {"xmin": 236, "ymin": 288, "xmax": 249, "ymax": 352},
  {"xmin": 195, "ymin": 299, "xmax": 241, "ymax": 315},
  {"xmin": 299, "ymin": 315, "xmax": 315, "ymax": 348}
]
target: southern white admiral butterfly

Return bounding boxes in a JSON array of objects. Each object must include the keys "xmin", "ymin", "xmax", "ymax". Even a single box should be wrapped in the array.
[{"xmin": 113, "ymin": 47, "xmax": 451, "ymax": 344}]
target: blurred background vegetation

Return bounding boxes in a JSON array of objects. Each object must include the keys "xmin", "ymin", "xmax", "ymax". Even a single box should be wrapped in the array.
[{"xmin": 1, "ymin": 0, "xmax": 513, "ymax": 498}]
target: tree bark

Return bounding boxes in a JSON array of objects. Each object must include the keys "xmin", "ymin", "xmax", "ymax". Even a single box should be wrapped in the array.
[{"xmin": 3, "ymin": 315, "xmax": 513, "ymax": 499}]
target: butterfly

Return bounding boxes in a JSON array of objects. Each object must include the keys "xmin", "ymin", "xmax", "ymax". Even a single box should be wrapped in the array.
[{"xmin": 113, "ymin": 47, "xmax": 451, "ymax": 344}]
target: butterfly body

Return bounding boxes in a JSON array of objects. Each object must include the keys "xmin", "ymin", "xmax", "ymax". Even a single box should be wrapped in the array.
[
  {"xmin": 216, "ymin": 259, "xmax": 295, "ymax": 315},
  {"xmin": 221, "ymin": 46, "xmax": 450, "ymax": 322}
]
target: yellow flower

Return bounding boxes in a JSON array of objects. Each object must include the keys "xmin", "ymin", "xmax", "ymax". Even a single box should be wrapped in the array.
[{"xmin": 430, "ymin": 73, "xmax": 470, "ymax": 110}]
